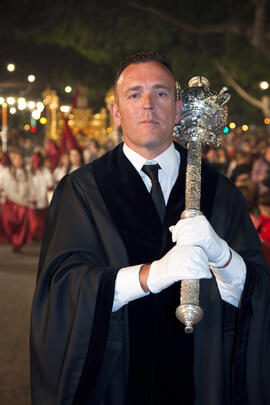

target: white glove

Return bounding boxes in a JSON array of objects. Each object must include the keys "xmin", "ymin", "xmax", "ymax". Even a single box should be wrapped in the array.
[
  {"xmin": 170, "ymin": 215, "xmax": 230, "ymax": 267},
  {"xmin": 147, "ymin": 244, "xmax": 212, "ymax": 294}
]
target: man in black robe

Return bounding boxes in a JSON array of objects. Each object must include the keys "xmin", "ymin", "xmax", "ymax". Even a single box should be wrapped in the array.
[{"xmin": 30, "ymin": 52, "xmax": 270, "ymax": 405}]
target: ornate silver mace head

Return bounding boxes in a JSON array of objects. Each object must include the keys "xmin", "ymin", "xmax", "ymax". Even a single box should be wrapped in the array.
[{"xmin": 174, "ymin": 76, "xmax": 230, "ymax": 147}]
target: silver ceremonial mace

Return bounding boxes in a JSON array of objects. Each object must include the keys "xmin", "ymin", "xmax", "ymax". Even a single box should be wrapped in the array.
[{"xmin": 174, "ymin": 76, "xmax": 230, "ymax": 333}]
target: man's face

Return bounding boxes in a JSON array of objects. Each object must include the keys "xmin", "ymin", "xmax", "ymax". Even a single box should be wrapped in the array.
[{"xmin": 111, "ymin": 62, "xmax": 182, "ymax": 157}]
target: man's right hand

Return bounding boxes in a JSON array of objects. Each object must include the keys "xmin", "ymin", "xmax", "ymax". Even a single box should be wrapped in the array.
[{"xmin": 146, "ymin": 245, "xmax": 212, "ymax": 294}]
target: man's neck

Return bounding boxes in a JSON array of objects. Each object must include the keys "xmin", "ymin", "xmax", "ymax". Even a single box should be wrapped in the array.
[{"xmin": 123, "ymin": 142, "xmax": 173, "ymax": 160}]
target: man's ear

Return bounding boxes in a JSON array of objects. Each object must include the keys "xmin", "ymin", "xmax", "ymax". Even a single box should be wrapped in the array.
[
  {"xmin": 174, "ymin": 99, "xmax": 182, "ymax": 125},
  {"xmin": 110, "ymin": 102, "xmax": 122, "ymax": 128}
]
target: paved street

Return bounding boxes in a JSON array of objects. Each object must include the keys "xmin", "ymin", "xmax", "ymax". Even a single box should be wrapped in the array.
[{"xmin": 0, "ymin": 242, "xmax": 40, "ymax": 405}]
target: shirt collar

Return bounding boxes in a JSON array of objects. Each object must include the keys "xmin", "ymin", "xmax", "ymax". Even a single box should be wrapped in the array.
[{"xmin": 123, "ymin": 142, "xmax": 180, "ymax": 177}]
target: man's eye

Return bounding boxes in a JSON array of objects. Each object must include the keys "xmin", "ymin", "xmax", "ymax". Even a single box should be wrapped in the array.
[
  {"xmin": 129, "ymin": 93, "xmax": 140, "ymax": 99},
  {"xmin": 157, "ymin": 92, "xmax": 167, "ymax": 97}
]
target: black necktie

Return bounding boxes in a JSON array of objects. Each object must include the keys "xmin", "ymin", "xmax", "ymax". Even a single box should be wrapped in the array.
[{"xmin": 142, "ymin": 164, "xmax": 166, "ymax": 221}]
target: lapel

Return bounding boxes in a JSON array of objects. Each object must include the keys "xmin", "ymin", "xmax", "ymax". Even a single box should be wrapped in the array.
[
  {"xmin": 92, "ymin": 142, "xmax": 218, "ymax": 256},
  {"xmin": 92, "ymin": 144, "xmax": 163, "ymax": 257}
]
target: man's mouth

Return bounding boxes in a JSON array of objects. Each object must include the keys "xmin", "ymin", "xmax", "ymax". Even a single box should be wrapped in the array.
[{"xmin": 140, "ymin": 120, "xmax": 159, "ymax": 124}]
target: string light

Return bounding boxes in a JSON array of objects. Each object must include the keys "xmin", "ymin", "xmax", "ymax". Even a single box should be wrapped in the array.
[
  {"xmin": 65, "ymin": 86, "xmax": 72, "ymax": 93},
  {"xmin": 28, "ymin": 101, "xmax": 36, "ymax": 110},
  {"xmin": 229, "ymin": 122, "xmax": 236, "ymax": 129},
  {"xmin": 242, "ymin": 124, "xmax": 249, "ymax": 132},
  {"xmin": 27, "ymin": 75, "xmax": 36, "ymax": 83},
  {"xmin": 7, "ymin": 63, "xmax": 15, "ymax": 72},
  {"xmin": 6, "ymin": 97, "xmax": 15, "ymax": 105},
  {"xmin": 60, "ymin": 105, "xmax": 71, "ymax": 113},
  {"xmin": 264, "ymin": 118, "xmax": 270, "ymax": 125},
  {"xmin": 259, "ymin": 81, "xmax": 269, "ymax": 90}
]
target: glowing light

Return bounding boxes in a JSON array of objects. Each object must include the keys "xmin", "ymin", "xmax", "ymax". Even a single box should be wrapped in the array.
[
  {"xmin": 40, "ymin": 117, "xmax": 47, "ymax": 124},
  {"xmin": 18, "ymin": 99, "xmax": 27, "ymax": 110},
  {"xmin": 65, "ymin": 86, "xmax": 72, "ymax": 93},
  {"xmin": 60, "ymin": 105, "xmax": 71, "ymax": 113},
  {"xmin": 28, "ymin": 101, "xmax": 36, "ymax": 110},
  {"xmin": 259, "ymin": 81, "xmax": 269, "ymax": 90},
  {"xmin": 10, "ymin": 107, "xmax": 16, "ymax": 114},
  {"xmin": 36, "ymin": 101, "xmax": 44, "ymax": 112},
  {"xmin": 0, "ymin": 97, "xmax": 4, "ymax": 104},
  {"xmin": 32, "ymin": 110, "xmax": 41, "ymax": 120},
  {"xmin": 24, "ymin": 124, "xmax": 30, "ymax": 131},
  {"xmin": 223, "ymin": 126, "xmax": 229, "ymax": 134},
  {"xmin": 229, "ymin": 122, "xmax": 236, "ymax": 129},
  {"xmin": 107, "ymin": 127, "xmax": 112, "ymax": 133},
  {"xmin": 27, "ymin": 74, "xmax": 36, "ymax": 83},
  {"xmin": 7, "ymin": 63, "xmax": 15, "ymax": 72},
  {"xmin": 30, "ymin": 127, "xmax": 37, "ymax": 133},
  {"xmin": 242, "ymin": 124, "xmax": 249, "ymax": 132},
  {"xmin": 7, "ymin": 97, "xmax": 15, "ymax": 105},
  {"xmin": 264, "ymin": 118, "xmax": 270, "ymax": 125}
]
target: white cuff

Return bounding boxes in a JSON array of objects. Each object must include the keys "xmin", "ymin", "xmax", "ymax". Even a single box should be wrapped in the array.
[
  {"xmin": 210, "ymin": 249, "xmax": 246, "ymax": 308},
  {"xmin": 112, "ymin": 265, "xmax": 150, "ymax": 312}
]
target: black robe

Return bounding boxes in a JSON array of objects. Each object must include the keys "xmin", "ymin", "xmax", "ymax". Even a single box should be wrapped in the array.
[{"xmin": 30, "ymin": 142, "xmax": 270, "ymax": 405}]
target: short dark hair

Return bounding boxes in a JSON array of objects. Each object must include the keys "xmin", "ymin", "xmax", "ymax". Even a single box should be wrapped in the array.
[{"xmin": 114, "ymin": 51, "xmax": 175, "ymax": 98}]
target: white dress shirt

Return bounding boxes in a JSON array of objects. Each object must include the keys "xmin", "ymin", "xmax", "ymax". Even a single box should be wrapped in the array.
[{"xmin": 112, "ymin": 143, "xmax": 246, "ymax": 311}]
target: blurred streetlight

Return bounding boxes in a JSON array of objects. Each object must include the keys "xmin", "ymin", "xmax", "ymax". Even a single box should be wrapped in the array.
[
  {"xmin": 229, "ymin": 122, "xmax": 236, "ymax": 129},
  {"xmin": 7, "ymin": 97, "xmax": 15, "ymax": 105},
  {"xmin": 32, "ymin": 110, "xmax": 41, "ymax": 120},
  {"xmin": 259, "ymin": 81, "xmax": 269, "ymax": 90},
  {"xmin": 242, "ymin": 124, "xmax": 249, "ymax": 131},
  {"xmin": 7, "ymin": 63, "xmax": 15, "ymax": 72},
  {"xmin": 65, "ymin": 86, "xmax": 72, "ymax": 93},
  {"xmin": 10, "ymin": 107, "xmax": 16, "ymax": 114},
  {"xmin": 0, "ymin": 97, "xmax": 5, "ymax": 104},
  {"xmin": 60, "ymin": 105, "xmax": 71, "ymax": 113},
  {"xmin": 28, "ymin": 101, "xmax": 36, "ymax": 110},
  {"xmin": 28, "ymin": 74, "xmax": 36, "ymax": 83},
  {"xmin": 36, "ymin": 101, "xmax": 44, "ymax": 112}
]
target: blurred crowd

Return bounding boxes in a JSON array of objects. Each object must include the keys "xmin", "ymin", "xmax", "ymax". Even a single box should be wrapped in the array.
[
  {"xmin": 203, "ymin": 127, "xmax": 270, "ymax": 264},
  {"xmin": 0, "ymin": 131, "xmax": 116, "ymax": 253},
  {"xmin": 1, "ymin": 125, "xmax": 270, "ymax": 265}
]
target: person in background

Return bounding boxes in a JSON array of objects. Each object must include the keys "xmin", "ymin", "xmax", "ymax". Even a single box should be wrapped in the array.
[
  {"xmin": 257, "ymin": 193, "xmax": 270, "ymax": 244},
  {"xmin": 67, "ymin": 147, "xmax": 84, "ymax": 173},
  {"xmin": 28, "ymin": 152, "xmax": 54, "ymax": 240},
  {"xmin": 251, "ymin": 144, "xmax": 270, "ymax": 195},
  {"xmin": 0, "ymin": 150, "xmax": 32, "ymax": 252},
  {"xmin": 230, "ymin": 151, "xmax": 253, "ymax": 184},
  {"xmin": 83, "ymin": 139, "xmax": 102, "ymax": 164},
  {"xmin": 53, "ymin": 152, "xmax": 70, "ymax": 184}
]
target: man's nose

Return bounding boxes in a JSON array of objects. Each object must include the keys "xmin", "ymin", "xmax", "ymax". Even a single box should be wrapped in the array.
[{"xmin": 143, "ymin": 93, "xmax": 154, "ymax": 110}]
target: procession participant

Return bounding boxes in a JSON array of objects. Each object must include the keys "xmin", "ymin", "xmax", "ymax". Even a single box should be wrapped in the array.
[
  {"xmin": 0, "ymin": 153, "xmax": 10, "ymax": 243},
  {"xmin": 52, "ymin": 152, "xmax": 70, "ymax": 184},
  {"xmin": 31, "ymin": 52, "xmax": 270, "ymax": 405},
  {"xmin": 0, "ymin": 150, "xmax": 32, "ymax": 252},
  {"xmin": 28, "ymin": 152, "xmax": 54, "ymax": 240},
  {"xmin": 67, "ymin": 147, "xmax": 84, "ymax": 173}
]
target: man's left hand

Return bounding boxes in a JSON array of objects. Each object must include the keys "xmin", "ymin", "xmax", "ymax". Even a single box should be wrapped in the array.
[{"xmin": 170, "ymin": 215, "xmax": 230, "ymax": 267}]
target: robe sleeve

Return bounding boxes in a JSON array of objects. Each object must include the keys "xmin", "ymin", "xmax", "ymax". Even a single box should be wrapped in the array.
[
  {"xmin": 30, "ymin": 172, "xmax": 125, "ymax": 405},
  {"xmin": 213, "ymin": 176, "xmax": 270, "ymax": 404}
]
